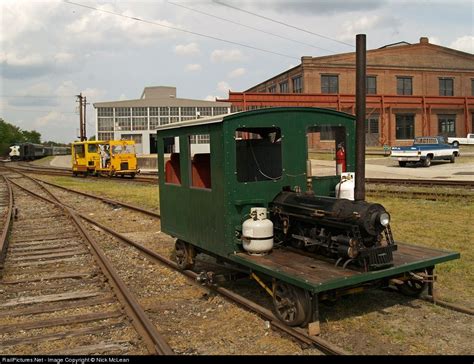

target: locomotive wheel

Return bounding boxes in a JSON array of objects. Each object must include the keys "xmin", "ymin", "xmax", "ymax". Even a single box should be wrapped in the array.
[
  {"xmin": 272, "ymin": 282, "xmax": 311, "ymax": 327},
  {"xmin": 175, "ymin": 240, "xmax": 196, "ymax": 270},
  {"xmin": 397, "ymin": 276, "xmax": 427, "ymax": 297}
]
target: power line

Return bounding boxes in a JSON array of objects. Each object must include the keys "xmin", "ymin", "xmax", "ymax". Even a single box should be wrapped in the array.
[
  {"xmin": 167, "ymin": 1, "xmax": 336, "ymax": 54},
  {"xmin": 1, "ymin": 106, "xmax": 78, "ymax": 114},
  {"xmin": 63, "ymin": 0, "xmax": 300, "ymax": 60},
  {"xmin": 0, "ymin": 95, "xmax": 76, "ymax": 98},
  {"xmin": 212, "ymin": 0, "xmax": 355, "ymax": 48}
]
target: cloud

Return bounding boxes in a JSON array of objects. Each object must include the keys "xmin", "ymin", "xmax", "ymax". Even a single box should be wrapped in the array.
[
  {"xmin": 65, "ymin": 3, "xmax": 179, "ymax": 46},
  {"xmin": 8, "ymin": 82, "xmax": 58, "ymax": 107},
  {"xmin": 35, "ymin": 111, "xmax": 64, "ymax": 128},
  {"xmin": 174, "ymin": 43, "xmax": 200, "ymax": 56},
  {"xmin": 185, "ymin": 63, "xmax": 202, "ymax": 72},
  {"xmin": 238, "ymin": 0, "xmax": 387, "ymax": 15},
  {"xmin": 228, "ymin": 67, "xmax": 246, "ymax": 78},
  {"xmin": 0, "ymin": 50, "xmax": 79, "ymax": 79},
  {"xmin": 210, "ymin": 49, "xmax": 245, "ymax": 63},
  {"xmin": 450, "ymin": 36, "xmax": 474, "ymax": 54},
  {"xmin": 339, "ymin": 15, "xmax": 401, "ymax": 42},
  {"xmin": 217, "ymin": 81, "xmax": 231, "ymax": 94}
]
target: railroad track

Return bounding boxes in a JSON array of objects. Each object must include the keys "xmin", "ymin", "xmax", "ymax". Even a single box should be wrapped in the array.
[
  {"xmin": 3, "ymin": 162, "xmax": 473, "ymax": 189},
  {"xmin": 0, "ymin": 170, "xmax": 172, "ymax": 355},
  {"xmin": 4, "ymin": 170, "xmax": 343, "ymax": 355},
  {"xmin": 5, "ymin": 172, "xmax": 473, "ymax": 355}
]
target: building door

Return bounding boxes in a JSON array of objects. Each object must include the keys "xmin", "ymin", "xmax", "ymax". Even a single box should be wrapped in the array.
[{"xmin": 365, "ymin": 116, "xmax": 380, "ymax": 146}]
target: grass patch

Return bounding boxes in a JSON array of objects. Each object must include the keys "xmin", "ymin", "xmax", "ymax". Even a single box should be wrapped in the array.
[
  {"xmin": 367, "ymin": 194, "xmax": 473, "ymax": 307},
  {"xmin": 30, "ymin": 156, "xmax": 55, "ymax": 166},
  {"xmin": 36, "ymin": 175, "xmax": 160, "ymax": 212},
  {"xmin": 36, "ymin": 174, "xmax": 472, "ymax": 308}
]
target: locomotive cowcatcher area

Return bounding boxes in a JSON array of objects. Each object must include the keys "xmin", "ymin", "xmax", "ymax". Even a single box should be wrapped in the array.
[{"xmin": 156, "ymin": 108, "xmax": 460, "ymax": 329}]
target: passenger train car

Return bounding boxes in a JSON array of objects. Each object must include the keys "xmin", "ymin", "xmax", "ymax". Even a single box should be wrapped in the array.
[
  {"xmin": 9, "ymin": 143, "xmax": 71, "ymax": 161},
  {"xmin": 156, "ymin": 108, "xmax": 459, "ymax": 328}
]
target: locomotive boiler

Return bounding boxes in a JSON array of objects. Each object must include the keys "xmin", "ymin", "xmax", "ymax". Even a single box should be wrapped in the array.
[{"xmin": 270, "ymin": 190, "xmax": 397, "ymax": 271}]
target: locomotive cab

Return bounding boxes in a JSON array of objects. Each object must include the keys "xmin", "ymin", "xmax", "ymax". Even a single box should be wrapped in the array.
[
  {"xmin": 72, "ymin": 140, "xmax": 103, "ymax": 176},
  {"xmin": 157, "ymin": 108, "xmax": 459, "ymax": 329}
]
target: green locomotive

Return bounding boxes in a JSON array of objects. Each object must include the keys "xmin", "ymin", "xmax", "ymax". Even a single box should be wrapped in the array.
[{"xmin": 156, "ymin": 108, "xmax": 459, "ymax": 328}]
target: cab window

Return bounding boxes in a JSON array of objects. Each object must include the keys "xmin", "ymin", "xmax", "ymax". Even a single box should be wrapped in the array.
[
  {"xmin": 307, "ymin": 126, "xmax": 346, "ymax": 177},
  {"xmin": 235, "ymin": 127, "xmax": 282, "ymax": 182},
  {"xmin": 189, "ymin": 134, "xmax": 211, "ymax": 189},
  {"xmin": 163, "ymin": 137, "xmax": 181, "ymax": 185},
  {"xmin": 74, "ymin": 144, "xmax": 85, "ymax": 158}
]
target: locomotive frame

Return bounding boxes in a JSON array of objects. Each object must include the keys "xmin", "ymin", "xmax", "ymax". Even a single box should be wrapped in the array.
[{"xmin": 156, "ymin": 107, "xmax": 459, "ymax": 329}]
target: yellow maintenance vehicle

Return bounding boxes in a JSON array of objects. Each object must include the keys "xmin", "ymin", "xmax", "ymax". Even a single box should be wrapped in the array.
[{"xmin": 72, "ymin": 140, "xmax": 139, "ymax": 178}]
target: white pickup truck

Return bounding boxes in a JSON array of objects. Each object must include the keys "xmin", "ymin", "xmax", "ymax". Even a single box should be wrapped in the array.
[
  {"xmin": 448, "ymin": 134, "xmax": 474, "ymax": 147},
  {"xmin": 391, "ymin": 136, "xmax": 460, "ymax": 167}
]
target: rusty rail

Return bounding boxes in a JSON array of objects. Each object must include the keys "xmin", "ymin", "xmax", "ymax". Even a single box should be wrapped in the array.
[
  {"xmin": 0, "ymin": 174, "xmax": 13, "ymax": 269},
  {"xmin": 3, "ymin": 162, "xmax": 474, "ymax": 189},
  {"xmin": 6, "ymin": 177, "xmax": 173, "ymax": 355}
]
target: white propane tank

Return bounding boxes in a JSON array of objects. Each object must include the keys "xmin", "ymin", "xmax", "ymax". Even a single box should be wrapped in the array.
[
  {"xmin": 242, "ymin": 207, "xmax": 274, "ymax": 255},
  {"xmin": 335, "ymin": 172, "xmax": 355, "ymax": 200}
]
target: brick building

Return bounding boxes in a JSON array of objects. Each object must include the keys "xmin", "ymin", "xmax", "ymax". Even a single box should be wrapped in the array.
[{"xmin": 221, "ymin": 37, "xmax": 474, "ymax": 146}]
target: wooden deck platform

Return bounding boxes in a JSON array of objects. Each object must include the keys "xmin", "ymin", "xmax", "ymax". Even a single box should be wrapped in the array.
[{"xmin": 231, "ymin": 243, "xmax": 459, "ymax": 293}]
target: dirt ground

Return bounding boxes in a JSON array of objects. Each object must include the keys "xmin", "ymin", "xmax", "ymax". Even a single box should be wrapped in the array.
[{"xmin": 33, "ymin": 175, "xmax": 474, "ymax": 355}]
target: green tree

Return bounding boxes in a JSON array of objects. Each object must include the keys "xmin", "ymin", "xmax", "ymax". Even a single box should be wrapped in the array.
[
  {"xmin": 21, "ymin": 130, "xmax": 41, "ymax": 144},
  {"xmin": 0, "ymin": 118, "xmax": 43, "ymax": 156}
]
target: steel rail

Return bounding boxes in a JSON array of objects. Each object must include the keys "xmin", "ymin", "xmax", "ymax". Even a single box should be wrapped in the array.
[
  {"xmin": 9, "ymin": 172, "xmax": 346, "ymax": 354},
  {"xmin": 4, "ymin": 162, "xmax": 474, "ymax": 188},
  {"xmin": 6, "ymin": 177, "xmax": 173, "ymax": 355},
  {"xmin": 0, "ymin": 174, "xmax": 14, "ymax": 269},
  {"xmin": 8, "ymin": 169, "xmax": 474, "ymax": 336},
  {"xmin": 366, "ymin": 177, "xmax": 474, "ymax": 188},
  {"xmin": 38, "ymin": 179, "xmax": 161, "ymax": 218},
  {"xmin": 28, "ymin": 173, "xmax": 474, "ymax": 320},
  {"xmin": 74, "ymin": 213, "xmax": 348, "ymax": 355}
]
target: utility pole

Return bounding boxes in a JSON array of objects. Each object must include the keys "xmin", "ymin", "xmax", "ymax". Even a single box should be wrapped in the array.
[
  {"xmin": 83, "ymin": 96, "xmax": 89, "ymax": 141},
  {"xmin": 76, "ymin": 93, "xmax": 84, "ymax": 141},
  {"xmin": 76, "ymin": 93, "xmax": 88, "ymax": 141}
]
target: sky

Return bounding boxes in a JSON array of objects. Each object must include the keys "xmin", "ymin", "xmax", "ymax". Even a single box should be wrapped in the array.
[{"xmin": 1, "ymin": 0, "xmax": 473, "ymax": 143}]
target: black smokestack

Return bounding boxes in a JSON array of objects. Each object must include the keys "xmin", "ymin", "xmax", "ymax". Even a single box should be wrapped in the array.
[{"xmin": 355, "ymin": 34, "xmax": 366, "ymax": 201}]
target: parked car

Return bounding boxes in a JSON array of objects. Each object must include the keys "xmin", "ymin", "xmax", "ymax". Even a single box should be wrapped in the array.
[
  {"xmin": 390, "ymin": 136, "xmax": 459, "ymax": 167},
  {"xmin": 447, "ymin": 133, "xmax": 474, "ymax": 147}
]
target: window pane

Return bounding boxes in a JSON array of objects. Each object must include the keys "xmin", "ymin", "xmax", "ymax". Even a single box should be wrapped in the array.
[
  {"xmin": 439, "ymin": 78, "xmax": 454, "ymax": 96},
  {"xmin": 366, "ymin": 76, "xmax": 377, "ymax": 94},
  {"xmin": 397, "ymin": 77, "xmax": 412, "ymax": 95},
  {"xmin": 189, "ymin": 134, "xmax": 211, "ymax": 189},
  {"xmin": 213, "ymin": 107, "xmax": 229, "ymax": 115},
  {"xmin": 292, "ymin": 76, "xmax": 303, "ymax": 93},
  {"xmin": 163, "ymin": 137, "xmax": 181, "ymax": 185},
  {"xmin": 307, "ymin": 126, "xmax": 346, "ymax": 177},
  {"xmin": 115, "ymin": 107, "xmax": 131, "ymax": 117},
  {"xmin": 321, "ymin": 75, "xmax": 338, "ymax": 94},
  {"xmin": 98, "ymin": 107, "xmax": 113, "ymax": 117},
  {"xmin": 279, "ymin": 82, "xmax": 289, "ymax": 93},
  {"xmin": 235, "ymin": 127, "xmax": 282, "ymax": 182},
  {"xmin": 438, "ymin": 114, "xmax": 456, "ymax": 137}
]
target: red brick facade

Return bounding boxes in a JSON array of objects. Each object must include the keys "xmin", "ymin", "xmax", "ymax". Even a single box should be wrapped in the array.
[{"xmin": 222, "ymin": 38, "xmax": 474, "ymax": 146}]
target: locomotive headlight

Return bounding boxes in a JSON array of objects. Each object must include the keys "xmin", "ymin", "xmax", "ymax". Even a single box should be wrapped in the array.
[{"xmin": 379, "ymin": 212, "xmax": 390, "ymax": 227}]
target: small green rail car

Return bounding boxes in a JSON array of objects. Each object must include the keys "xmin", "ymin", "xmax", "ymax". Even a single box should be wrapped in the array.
[{"xmin": 156, "ymin": 108, "xmax": 459, "ymax": 328}]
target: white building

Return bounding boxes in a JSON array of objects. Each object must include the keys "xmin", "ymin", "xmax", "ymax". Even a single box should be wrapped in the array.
[{"xmin": 94, "ymin": 86, "xmax": 231, "ymax": 154}]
